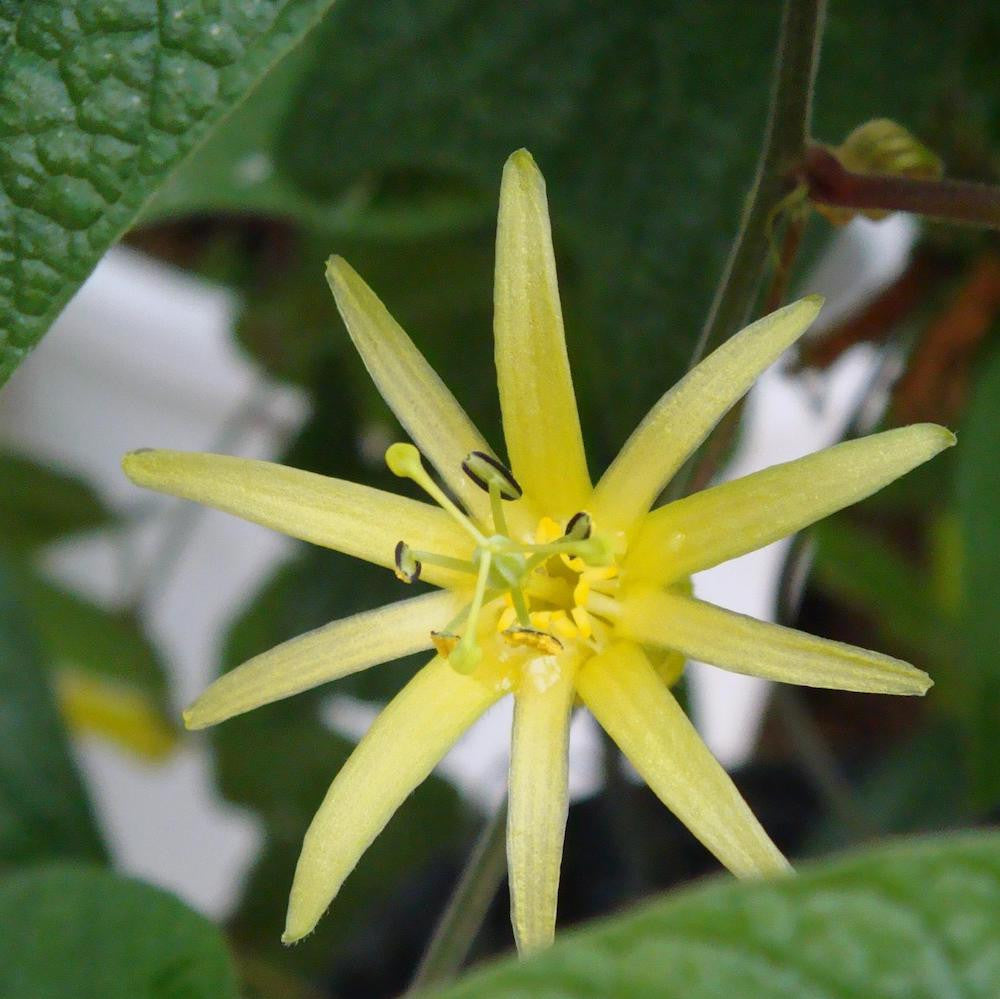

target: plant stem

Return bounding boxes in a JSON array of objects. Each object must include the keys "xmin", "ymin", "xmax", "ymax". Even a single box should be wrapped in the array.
[
  {"xmin": 803, "ymin": 144, "xmax": 1000, "ymax": 229},
  {"xmin": 691, "ymin": 0, "xmax": 827, "ymax": 367},
  {"xmin": 408, "ymin": 801, "xmax": 508, "ymax": 993},
  {"xmin": 667, "ymin": 0, "xmax": 826, "ymax": 503}
]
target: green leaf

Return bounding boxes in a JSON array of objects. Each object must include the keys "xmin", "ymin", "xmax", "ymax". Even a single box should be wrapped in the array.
[
  {"xmin": 434, "ymin": 832, "xmax": 1000, "ymax": 999},
  {"xmin": 0, "ymin": 451, "xmax": 111, "ymax": 553},
  {"xmin": 0, "ymin": 560, "xmax": 105, "ymax": 866},
  {"xmin": 0, "ymin": 0, "xmax": 339, "ymax": 384},
  {"xmin": 0, "ymin": 863, "xmax": 238, "ymax": 998},
  {"xmin": 956, "ymin": 344, "xmax": 1000, "ymax": 808}
]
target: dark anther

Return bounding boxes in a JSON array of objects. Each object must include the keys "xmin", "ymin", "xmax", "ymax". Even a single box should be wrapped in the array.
[
  {"xmin": 394, "ymin": 541, "xmax": 422, "ymax": 583},
  {"xmin": 564, "ymin": 511, "xmax": 592, "ymax": 540},
  {"xmin": 461, "ymin": 451, "xmax": 523, "ymax": 500}
]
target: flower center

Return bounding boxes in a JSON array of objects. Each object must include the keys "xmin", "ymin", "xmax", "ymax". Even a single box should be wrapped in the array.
[{"xmin": 385, "ymin": 443, "xmax": 624, "ymax": 675}]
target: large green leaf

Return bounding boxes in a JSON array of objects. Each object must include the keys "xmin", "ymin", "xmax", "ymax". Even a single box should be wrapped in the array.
[
  {"xmin": 0, "ymin": 863, "xmax": 238, "ymax": 998},
  {"xmin": 0, "ymin": 560, "xmax": 105, "ymax": 866},
  {"xmin": 956, "ymin": 344, "xmax": 1000, "ymax": 808},
  {"xmin": 434, "ymin": 833, "xmax": 1000, "ymax": 999},
  {"xmin": 0, "ymin": 0, "xmax": 339, "ymax": 384}
]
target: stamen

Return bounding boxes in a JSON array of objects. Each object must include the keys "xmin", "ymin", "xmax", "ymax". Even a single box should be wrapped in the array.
[
  {"xmin": 394, "ymin": 541, "xmax": 421, "ymax": 583},
  {"xmin": 408, "ymin": 549, "xmax": 479, "ymax": 575},
  {"xmin": 586, "ymin": 591, "xmax": 622, "ymax": 620},
  {"xmin": 496, "ymin": 606, "xmax": 517, "ymax": 632},
  {"xmin": 386, "ymin": 443, "xmax": 487, "ymax": 545},
  {"xmin": 570, "ymin": 605, "xmax": 593, "ymax": 639},
  {"xmin": 564, "ymin": 511, "xmax": 592, "ymax": 540},
  {"xmin": 461, "ymin": 451, "xmax": 522, "ymax": 500},
  {"xmin": 450, "ymin": 550, "xmax": 492, "ymax": 674},
  {"xmin": 503, "ymin": 626, "xmax": 563, "ymax": 655}
]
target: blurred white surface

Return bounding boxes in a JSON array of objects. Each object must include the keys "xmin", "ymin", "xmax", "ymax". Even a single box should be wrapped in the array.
[{"xmin": 0, "ymin": 215, "xmax": 913, "ymax": 915}]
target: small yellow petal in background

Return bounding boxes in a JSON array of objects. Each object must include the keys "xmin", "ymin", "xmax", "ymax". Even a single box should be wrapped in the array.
[
  {"xmin": 592, "ymin": 296, "xmax": 823, "ymax": 530},
  {"xmin": 326, "ymin": 257, "xmax": 494, "ymax": 523},
  {"xmin": 507, "ymin": 651, "xmax": 578, "ymax": 955},
  {"xmin": 283, "ymin": 657, "xmax": 502, "ymax": 943},
  {"xmin": 619, "ymin": 588, "xmax": 932, "ymax": 695},
  {"xmin": 578, "ymin": 642, "xmax": 788, "ymax": 877},
  {"xmin": 122, "ymin": 450, "xmax": 471, "ymax": 587},
  {"xmin": 55, "ymin": 669, "xmax": 177, "ymax": 761},
  {"xmin": 627, "ymin": 424, "xmax": 957, "ymax": 585},
  {"xmin": 494, "ymin": 150, "xmax": 591, "ymax": 515},
  {"xmin": 184, "ymin": 590, "xmax": 465, "ymax": 729}
]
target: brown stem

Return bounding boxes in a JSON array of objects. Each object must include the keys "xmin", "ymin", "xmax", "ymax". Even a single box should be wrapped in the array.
[{"xmin": 803, "ymin": 144, "xmax": 1000, "ymax": 229}]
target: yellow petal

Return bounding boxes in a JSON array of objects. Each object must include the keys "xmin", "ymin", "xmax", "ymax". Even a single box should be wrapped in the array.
[
  {"xmin": 494, "ymin": 149, "xmax": 591, "ymax": 515},
  {"xmin": 591, "ymin": 296, "xmax": 823, "ymax": 530},
  {"xmin": 619, "ymin": 588, "xmax": 932, "ymax": 695},
  {"xmin": 283, "ymin": 657, "xmax": 502, "ymax": 943},
  {"xmin": 184, "ymin": 590, "xmax": 465, "ymax": 729},
  {"xmin": 577, "ymin": 642, "xmax": 788, "ymax": 876},
  {"xmin": 122, "ymin": 450, "xmax": 471, "ymax": 587},
  {"xmin": 326, "ymin": 257, "xmax": 493, "ymax": 523},
  {"xmin": 627, "ymin": 424, "xmax": 956, "ymax": 585},
  {"xmin": 507, "ymin": 651, "xmax": 578, "ymax": 955}
]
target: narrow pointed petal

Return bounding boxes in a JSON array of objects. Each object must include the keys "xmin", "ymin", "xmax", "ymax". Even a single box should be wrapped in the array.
[
  {"xmin": 577, "ymin": 642, "xmax": 788, "ymax": 876},
  {"xmin": 122, "ymin": 450, "xmax": 471, "ymax": 587},
  {"xmin": 627, "ymin": 424, "xmax": 957, "ymax": 585},
  {"xmin": 327, "ymin": 257, "xmax": 492, "ymax": 522},
  {"xmin": 494, "ymin": 149, "xmax": 590, "ymax": 515},
  {"xmin": 508, "ymin": 652, "xmax": 578, "ymax": 954},
  {"xmin": 283, "ymin": 657, "xmax": 503, "ymax": 943},
  {"xmin": 619, "ymin": 588, "xmax": 932, "ymax": 695},
  {"xmin": 184, "ymin": 590, "xmax": 465, "ymax": 729},
  {"xmin": 592, "ymin": 296, "xmax": 823, "ymax": 530}
]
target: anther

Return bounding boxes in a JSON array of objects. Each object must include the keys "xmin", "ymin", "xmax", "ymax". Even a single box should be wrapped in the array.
[
  {"xmin": 394, "ymin": 541, "xmax": 421, "ymax": 583},
  {"xmin": 430, "ymin": 630, "xmax": 460, "ymax": 657},
  {"xmin": 564, "ymin": 511, "xmax": 592, "ymax": 540},
  {"xmin": 503, "ymin": 626, "xmax": 563, "ymax": 655},
  {"xmin": 461, "ymin": 451, "xmax": 522, "ymax": 500}
]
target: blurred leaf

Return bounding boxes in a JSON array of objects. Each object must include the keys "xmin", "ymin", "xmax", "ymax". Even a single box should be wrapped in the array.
[
  {"xmin": 19, "ymin": 573, "xmax": 178, "ymax": 759},
  {"xmin": 0, "ymin": 863, "xmax": 238, "ymax": 999},
  {"xmin": 0, "ymin": 452, "xmax": 111, "ymax": 553},
  {"xmin": 0, "ymin": 0, "xmax": 341, "ymax": 384},
  {"xmin": 956, "ymin": 344, "xmax": 1000, "ymax": 808},
  {"xmin": 0, "ymin": 561, "xmax": 105, "ymax": 866},
  {"xmin": 435, "ymin": 832, "xmax": 1000, "ymax": 999},
  {"xmin": 276, "ymin": 0, "xmax": 775, "ymax": 459},
  {"xmin": 811, "ymin": 518, "xmax": 953, "ymax": 667},
  {"xmin": 146, "ymin": 35, "xmax": 491, "ymax": 240},
  {"xmin": 216, "ymin": 547, "xmax": 471, "ymax": 974},
  {"xmin": 807, "ymin": 724, "xmax": 970, "ymax": 855}
]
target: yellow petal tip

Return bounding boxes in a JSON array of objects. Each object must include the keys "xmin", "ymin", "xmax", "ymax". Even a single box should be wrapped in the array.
[
  {"xmin": 121, "ymin": 448, "xmax": 157, "ymax": 484},
  {"xmin": 800, "ymin": 292, "xmax": 825, "ymax": 312},
  {"xmin": 181, "ymin": 704, "xmax": 208, "ymax": 731},
  {"xmin": 505, "ymin": 147, "xmax": 538, "ymax": 172},
  {"xmin": 282, "ymin": 908, "xmax": 317, "ymax": 946}
]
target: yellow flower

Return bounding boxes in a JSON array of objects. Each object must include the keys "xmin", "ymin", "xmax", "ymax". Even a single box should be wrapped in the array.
[{"xmin": 123, "ymin": 149, "xmax": 953, "ymax": 955}]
